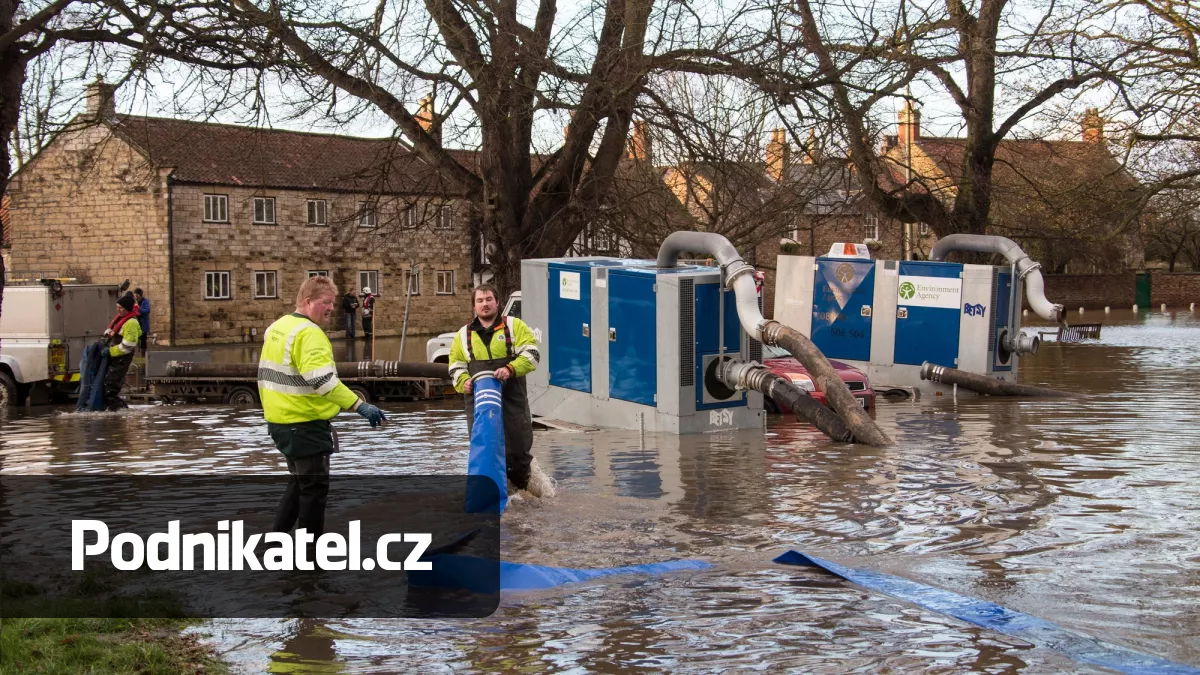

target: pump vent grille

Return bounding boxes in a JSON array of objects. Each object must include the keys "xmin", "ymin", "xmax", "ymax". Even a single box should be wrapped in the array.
[
  {"xmin": 748, "ymin": 293, "xmax": 763, "ymax": 362},
  {"xmin": 987, "ymin": 268, "xmax": 1000, "ymax": 357},
  {"xmin": 680, "ymin": 279, "xmax": 695, "ymax": 386}
]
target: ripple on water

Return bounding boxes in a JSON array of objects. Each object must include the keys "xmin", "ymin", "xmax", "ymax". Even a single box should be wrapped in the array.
[{"xmin": 2, "ymin": 314, "xmax": 1198, "ymax": 671}]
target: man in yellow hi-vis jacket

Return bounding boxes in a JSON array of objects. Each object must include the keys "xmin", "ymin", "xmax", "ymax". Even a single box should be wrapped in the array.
[
  {"xmin": 448, "ymin": 284, "xmax": 540, "ymax": 490},
  {"xmin": 258, "ymin": 275, "xmax": 386, "ymax": 537},
  {"xmin": 102, "ymin": 291, "xmax": 143, "ymax": 410}
]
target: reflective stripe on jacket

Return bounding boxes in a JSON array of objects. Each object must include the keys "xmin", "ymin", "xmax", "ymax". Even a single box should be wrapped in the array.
[
  {"xmin": 447, "ymin": 316, "xmax": 539, "ymax": 393},
  {"xmin": 258, "ymin": 313, "xmax": 358, "ymax": 424},
  {"xmin": 109, "ymin": 319, "xmax": 142, "ymax": 358}
]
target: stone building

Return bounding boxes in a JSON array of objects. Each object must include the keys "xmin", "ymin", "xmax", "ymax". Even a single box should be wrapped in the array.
[{"xmin": 7, "ymin": 84, "xmax": 478, "ymax": 345}]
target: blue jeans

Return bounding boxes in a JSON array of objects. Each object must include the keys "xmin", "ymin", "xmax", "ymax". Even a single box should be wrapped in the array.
[{"xmin": 345, "ymin": 313, "xmax": 356, "ymax": 338}]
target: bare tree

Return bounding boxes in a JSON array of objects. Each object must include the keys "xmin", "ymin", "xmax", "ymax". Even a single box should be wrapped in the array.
[{"xmin": 782, "ymin": 0, "xmax": 1131, "ymax": 244}]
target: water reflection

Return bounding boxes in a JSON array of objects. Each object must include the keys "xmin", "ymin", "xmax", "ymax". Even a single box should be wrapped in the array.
[{"xmin": 2, "ymin": 311, "xmax": 1198, "ymax": 671}]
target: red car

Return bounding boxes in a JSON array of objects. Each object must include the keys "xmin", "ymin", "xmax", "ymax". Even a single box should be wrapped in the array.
[{"xmin": 761, "ymin": 344, "xmax": 876, "ymax": 412}]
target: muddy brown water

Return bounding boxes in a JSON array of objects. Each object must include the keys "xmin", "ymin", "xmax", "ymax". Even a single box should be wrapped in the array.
[{"xmin": 2, "ymin": 310, "xmax": 1198, "ymax": 673}]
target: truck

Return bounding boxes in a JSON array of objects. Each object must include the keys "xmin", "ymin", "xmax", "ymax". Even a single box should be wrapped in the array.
[
  {"xmin": 0, "ymin": 279, "xmax": 121, "ymax": 406},
  {"xmin": 426, "ymin": 291, "xmax": 522, "ymax": 363}
]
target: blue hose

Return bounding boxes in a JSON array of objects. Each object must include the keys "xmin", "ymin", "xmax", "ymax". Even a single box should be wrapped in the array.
[
  {"xmin": 775, "ymin": 551, "xmax": 1200, "ymax": 675},
  {"xmin": 410, "ymin": 554, "xmax": 711, "ymax": 593},
  {"xmin": 465, "ymin": 374, "xmax": 507, "ymax": 513}
]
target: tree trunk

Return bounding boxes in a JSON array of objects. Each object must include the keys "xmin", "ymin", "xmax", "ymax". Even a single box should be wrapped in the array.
[{"xmin": 0, "ymin": 0, "xmax": 29, "ymax": 329}]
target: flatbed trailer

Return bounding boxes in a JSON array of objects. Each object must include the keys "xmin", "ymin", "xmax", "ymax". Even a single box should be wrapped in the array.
[{"xmin": 143, "ymin": 352, "xmax": 453, "ymax": 406}]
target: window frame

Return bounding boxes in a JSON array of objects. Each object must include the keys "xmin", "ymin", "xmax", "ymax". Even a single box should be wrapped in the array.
[
  {"xmin": 253, "ymin": 270, "xmax": 279, "ymax": 299},
  {"xmin": 306, "ymin": 270, "xmax": 329, "ymax": 278},
  {"xmin": 358, "ymin": 270, "xmax": 380, "ymax": 296},
  {"xmin": 203, "ymin": 271, "xmax": 231, "ymax": 300},
  {"xmin": 306, "ymin": 199, "xmax": 327, "ymax": 227},
  {"xmin": 399, "ymin": 206, "xmax": 416, "ymax": 231},
  {"xmin": 203, "ymin": 194, "xmax": 229, "ymax": 223},
  {"xmin": 435, "ymin": 204, "xmax": 454, "ymax": 231},
  {"xmin": 863, "ymin": 214, "xmax": 880, "ymax": 241},
  {"xmin": 253, "ymin": 196, "xmax": 276, "ymax": 225},
  {"xmin": 435, "ymin": 270, "xmax": 454, "ymax": 295},
  {"xmin": 406, "ymin": 269, "xmax": 421, "ymax": 295},
  {"xmin": 358, "ymin": 202, "xmax": 377, "ymax": 228}
]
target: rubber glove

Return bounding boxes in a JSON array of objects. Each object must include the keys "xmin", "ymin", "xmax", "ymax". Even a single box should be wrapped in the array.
[{"xmin": 357, "ymin": 402, "xmax": 387, "ymax": 427}]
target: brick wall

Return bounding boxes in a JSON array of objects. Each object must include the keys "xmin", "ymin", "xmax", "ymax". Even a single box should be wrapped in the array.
[
  {"xmin": 171, "ymin": 185, "xmax": 473, "ymax": 344},
  {"xmin": 1033, "ymin": 273, "xmax": 1136, "ymax": 310},
  {"xmin": 1151, "ymin": 271, "xmax": 1200, "ymax": 307},
  {"xmin": 7, "ymin": 123, "xmax": 172, "ymax": 335}
]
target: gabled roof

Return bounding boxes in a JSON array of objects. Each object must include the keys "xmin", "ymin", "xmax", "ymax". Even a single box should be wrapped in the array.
[
  {"xmin": 107, "ymin": 115, "xmax": 480, "ymax": 195},
  {"xmin": 911, "ymin": 136, "xmax": 1140, "ymax": 200}
]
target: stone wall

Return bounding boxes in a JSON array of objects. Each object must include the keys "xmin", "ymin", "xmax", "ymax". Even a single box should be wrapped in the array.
[
  {"xmin": 171, "ymin": 184, "xmax": 473, "ymax": 344},
  {"xmin": 7, "ymin": 123, "xmax": 172, "ymax": 337}
]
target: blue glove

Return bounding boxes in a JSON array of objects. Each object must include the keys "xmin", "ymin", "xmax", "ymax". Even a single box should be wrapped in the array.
[{"xmin": 357, "ymin": 402, "xmax": 386, "ymax": 427}]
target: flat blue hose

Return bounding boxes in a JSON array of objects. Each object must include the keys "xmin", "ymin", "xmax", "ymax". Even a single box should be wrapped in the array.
[
  {"xmin": 466, "ymin": 374, "xmax": 506, "ymax": 513},
  {"xmin": 410, "ymin": 554, "xmax": 711, "ymax": 593},
  {"xmin": 775, "ymin": 551, "xmax": 1199, "ymax": 675}
]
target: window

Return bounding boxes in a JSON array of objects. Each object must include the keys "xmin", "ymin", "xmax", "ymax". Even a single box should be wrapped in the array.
[
  {"xmin": 358, "ymin": 270, "xmax": 379, "ymax": 295},
  {"xmin": 436, "ymin": 270, "xmax": 454, "ymax": 295},
  {"xmin": 203, "ymin": 194, "xmax": 228, "ymax": 223},
  {"xmin": 359, "ymin": 202, "xmax": 377, "ymax": 228},
  {"xmin": 307, "ymin": 270, "xmax": 329, "ymax": 278},
  {"xmin": 399, "ymin": 207, "xmax": 416, "ymax": 230},
  {"xmin": 253, "ymin": 270, "xmax": 278, "ymax": 299},
  {"xmin": 307, "ymin": 200, "xmax": 327, "ymax": 226},
  {"xmin": 253, "ymin": 197, "xmax": 276, "ymax": 224},
  {"xmin": 406, "ymin": 270, "xmax": 420, "ymax": 295},
  {"xmin": 204, "ymin": 271, "xmax": 231, "ymax": 299},
  {"xmin": 435, "ymin": 204, "xmax": 454, "ymax": 230},
  {"xmin": 919, "ymin": 222, "xmax": 930, "ymax": 236},
  {"xmin": 863, "ymin": 214, "xmax": 880, "ymax": 241}
]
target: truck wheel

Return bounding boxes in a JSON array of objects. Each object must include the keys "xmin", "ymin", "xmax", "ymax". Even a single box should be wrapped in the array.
[
  {"xmin": 0, "ymin": 372, "xmax": 17, "ymax": 408},
  {"xmin": 347, "ymin": 385, "xmax": 372, "ymax": 403},
  {"xmin": 226, "ymin": 386, "xmax": 260, "ymax": 406}
]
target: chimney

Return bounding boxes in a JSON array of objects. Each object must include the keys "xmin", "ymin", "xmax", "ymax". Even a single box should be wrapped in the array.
[
  {"xmin": 627, "ymin": 120, "xmax": 653, "ymax": 162},
  {"xmin": 85, "ymin": 80, "xmax": 117, "ymax": 120},
  {"xmin": 801, "ymin": 129, "xmax": 821, "ymax": 164},
  {"xmin": 415, "ymin": 94, "xmax": 441, "ymax": 144},
  {"xmin": 897, "ymin": 101, "xmax": 920, "ymax": 146},
  {"xmin": 1081, "ymin": 107, "xmax": 1104, "ymax": 142},
  {"xmin": 766, "ymin": 128, "xmax": 789, "ymax": 182}
]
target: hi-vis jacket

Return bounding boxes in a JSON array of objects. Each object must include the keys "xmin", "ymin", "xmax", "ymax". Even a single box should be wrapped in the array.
[
  {"xmin": 108, "ymin": 317, "xmax": 142, "ymax": 358},
  {"xmin": 258, "ymin": 313, "xmax": 359, "ymax": 424},
  {"xmin": 447, "ymin": 316, "xmax": 539, "ymax": 393}
]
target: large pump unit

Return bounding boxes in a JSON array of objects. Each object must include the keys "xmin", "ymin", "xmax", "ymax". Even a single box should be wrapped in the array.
[
  {"xmin": 521, "ymin": 257, "xmax": 765, "ymax": 433},
  {"xmin": 773, "ymin": 237, "xmax": 1058, "ymax": 394}
]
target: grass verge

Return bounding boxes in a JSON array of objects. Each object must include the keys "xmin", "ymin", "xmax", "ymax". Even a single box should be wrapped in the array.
[{"xmin": 1, "ymin": 579, "xmax": 228, "ymax": 675}]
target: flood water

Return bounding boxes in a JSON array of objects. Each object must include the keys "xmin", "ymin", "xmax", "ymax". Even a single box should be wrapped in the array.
[{"xmin": 2, "ymin": 310, "xmax": 1198, "ymax": 673}]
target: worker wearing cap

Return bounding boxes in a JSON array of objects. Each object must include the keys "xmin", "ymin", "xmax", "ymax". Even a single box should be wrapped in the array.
[
  {"xmin": 258, "ymin": 275, "xmax": 387, "ymax": 538},
  {"xmin": 448, "ymin": 283, "xmax": 539, "ymax": 490},
  {"xmin": 101, "ymin": 291, "xmax": 142, "ymax": 410}
]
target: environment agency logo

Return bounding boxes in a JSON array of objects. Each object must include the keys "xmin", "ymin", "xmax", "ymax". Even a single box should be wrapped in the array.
[{"xmin": 898, "ymin": 281, "xmax": 916, "ymax": 299}]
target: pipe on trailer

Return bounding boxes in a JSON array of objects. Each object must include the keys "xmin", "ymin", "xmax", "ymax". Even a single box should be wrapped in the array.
[
  {"xmin": 166, "ymin": 360, "xmax": 450, "ymax": 380},
  {"xmin": 919, "ymin": 362, "xmax": 1077, "ymax": 398},
  {"xmin": 656, "ymin": 231, "xmax": 892, "ymax": 446},
  {"xmin": 929, "ymin": 234, "xmax": 1064, "ymax": 323},
  {"xmin": 718, "ymin": 360, "xmax": 854, "ymax": 443}
]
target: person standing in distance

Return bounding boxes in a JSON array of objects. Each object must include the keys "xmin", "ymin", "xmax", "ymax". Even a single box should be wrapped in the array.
[
  {"xmin": 102, "ymin": 291, "xmax": 142, "ymax": 410},
  {"xmin": 133, "ymin": 288, "xmax": 151, "ymax": 354},
  {"xmin": 360, "ymin": 286, "xmax": 376, "ymax": 340},
  {"xmin": 447, "ymin": 284, "xmax": 539, "ymax": 491},
  {"xmin": 342, "ymin": 287, "xmax": 358, "ymax": 339},
  {"xmin": 258, "ymin": 275, "xmax": 386, "ymax": 538}
]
